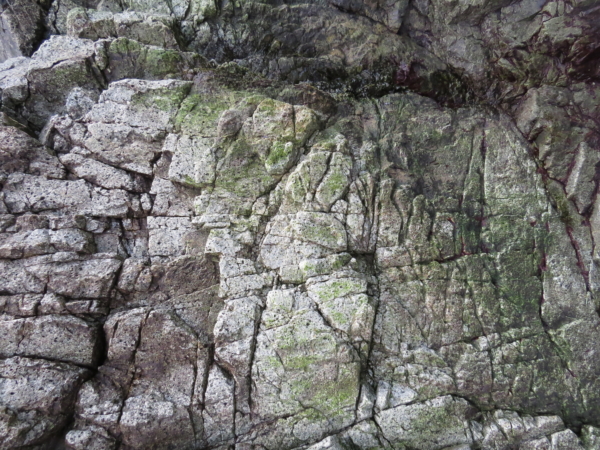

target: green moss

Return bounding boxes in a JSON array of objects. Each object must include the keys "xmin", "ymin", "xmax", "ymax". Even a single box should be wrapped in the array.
[
  {"xmin": 304, "ymin": 226, "xmax": 335, "ymax": 246},
  {"xmin": 255, "ymin": 97, "xmax": 278, "ymax": 116},
  {"xmin": 319, "ymin": 168, "xmax": 347, "ymax": 199},
  {"xmin": 404, "ymin": 402, "xmax": 460, "ymax": 437},
  {"xmin": 238, "ymin": 94, "xmax": 266, "ymax": 109},
  {"xmin": 307, "ymin": 364, "xmax": 360, "ymax": 415},
  {"xmin": 217, "ymin": 159, "xmax": 275, "ymax": 198},
  {"xmin": 182, "ymin": 174, "xmax": 204, "ymax": 188},
  {"xmin": 330, "ymin": 255, "xmax": 350, "ymax": 270},
  {"xmin": 293, "ymin": 407, "xmax": 326, "ymax": 423},
  {"xmin": 313, "ymin": 279, "xmax": 364, "ymax": 302},
  {"xmin": 173, "ymin": 90, "xmax": 264, "ymax": 136},
  {"xmin": 551, "ymin": 188, "xmax": 576, "ymax": 227},
  {"xmin": 174, "ymin": 93, "xmax": 228, "ymax": 135},
  {"xmin": 108, "ymin": 37, "xmax": 143, "ymax": 55},
  {"xmin": 311, "ymin": 139, "xmax": 338, "ymax": 152},
  {"xmin": 300, "ymin": 262, "xmax": 317, "ymax": 273},
  {"xmin": 265, "ymin": 140, "xmax": 294, "ymax": 170},
  {"xmin": 285, "ymin": 354, "xmax": 321, "ymax": 371},
  {"xmin": 328, "ymin": 308, "xmax": 349, "ymax": 326},
  {"xmin": 132, "ymin": 85, "xmax": 190, "ymax": 112},
  {"xmin": 144, "ymin": 48, "xmax": 183, "ymax": 78},
  {"xmin": 454, "ymin": 215, "xmax": 481, "ymax": 255},
  {"xmin": 154, "ymin": 90, "xmax": 189, "ymax": 111},
  {"xmin": 276, "ymin": 326, "xmax": 313, "ymax": 351},
  {"xmin": 265, "ymin": 355, "xmax": 284, "ymax": 371},
  {"xmin": 482, "ymin": 215, "xmax": 536, "ymax": 253},
  {"xmin": 216, "ymin": 61, "xmax": 248, "ymax": 76},
  {"xmin": 324, "ymin": 377, "xmax": 357, "ymax": 410},
  {"xmin": 282, "ymin": 358, "xmax": 358, "ymax": 415},
  {"xmin": 294, "ymin": 215, "xmax": 347, "ymax": 250}
]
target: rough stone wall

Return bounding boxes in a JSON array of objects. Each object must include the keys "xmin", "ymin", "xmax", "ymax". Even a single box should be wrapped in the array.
[{"xmin": 1, "ymin": 0, "xmax": 600, "ymax": 449}]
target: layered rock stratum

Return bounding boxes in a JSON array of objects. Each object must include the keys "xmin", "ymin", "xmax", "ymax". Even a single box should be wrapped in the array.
[{"xmin": 1, "ymin": 0, "xmax": 600, "ymax": 449}]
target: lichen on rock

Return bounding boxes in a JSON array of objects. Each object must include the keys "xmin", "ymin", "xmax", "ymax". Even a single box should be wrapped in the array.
[{"xmin": 1, "ymin": 0, "xmax": 600, "ymax": 449}]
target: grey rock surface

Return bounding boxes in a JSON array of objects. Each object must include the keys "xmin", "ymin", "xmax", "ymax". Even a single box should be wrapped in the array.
[{"xmin": 1, "ymin": 0, "xmax": 600, "ymax": 449}]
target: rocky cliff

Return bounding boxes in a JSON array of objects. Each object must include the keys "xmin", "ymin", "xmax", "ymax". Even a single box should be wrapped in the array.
[{"xmin": 1, "ymin": 0, "xmax": 600, "ymax": 449}]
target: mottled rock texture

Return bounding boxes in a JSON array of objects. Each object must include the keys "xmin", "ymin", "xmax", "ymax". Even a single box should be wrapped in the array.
[{"xmin": 1, "ymin": 0, "xmax": 600, "ymax": 449}]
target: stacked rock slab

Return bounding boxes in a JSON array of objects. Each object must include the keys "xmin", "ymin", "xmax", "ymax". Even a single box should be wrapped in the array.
[{"xmin": 1, "ymin": 0, "xmax": 600, "ymax": 449}]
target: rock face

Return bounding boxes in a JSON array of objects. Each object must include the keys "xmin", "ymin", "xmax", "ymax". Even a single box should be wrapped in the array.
[{"xmin": 1, "ymin": 1, "xmax": 600, "ymax": 449}]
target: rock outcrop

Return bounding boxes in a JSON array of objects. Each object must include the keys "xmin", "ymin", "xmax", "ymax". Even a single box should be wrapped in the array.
[{"xmin": 1, "ymin": 0, "xmax": 600, "ymax": 449}]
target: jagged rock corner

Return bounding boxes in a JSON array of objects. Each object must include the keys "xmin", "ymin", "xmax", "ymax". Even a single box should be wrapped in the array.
[{"xmin": 1, "ymin": 0, "xmax": 600, "ymax": 449}]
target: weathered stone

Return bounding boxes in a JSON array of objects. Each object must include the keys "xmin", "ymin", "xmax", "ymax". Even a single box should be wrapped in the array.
[
  {"xmin": 1, "ymin": 2, "xmax": 600, "ymax": 448},
  {"xmin": 67, "ymin": 9, "xmax": 180, "ymax": 50},
  {"xmin": 25, "ymin": 255, "xmax": 122, "ymax": 298},
  {"xmin": 0, "ymin": 315, "xmax": 99, "ymax": 366},
  {"xmin": 292, "ymin": 211, "xmax": 347, "ymax": 252},
  {"xmin": 251, "ymin": 288, "xmax": 361, "ymax": 447},
  {"xmin": 203, "ymin": 365, "xmax": 235, "ymax": 446},
  {"xmin": 307, "ymin": 275, "xmax": 374, "ymax": 342},
  {"xmin": 0, "ymin": 126, "xmax": 65, "ymax": 179},
  {"xmin": 166, "ymin": 134, "xmax": 216, "ymax": 187},
  {"xmin": 59, "ymin": 153, "xmax": 146, "ymax": 192},
  {"xmin": 0, "ymin": 357, "xmax": 90, "ymax": 448},
  {"xmin": 376, "ymin": 396, "xmax": 475, "ymax": 448},
  {"xmin": 0, "ymin": 0, "xmax": 47, "ymax": 63},
  {"xmin": 147, "ymin": 216, "xmax": 198, "ymax": 256}
]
